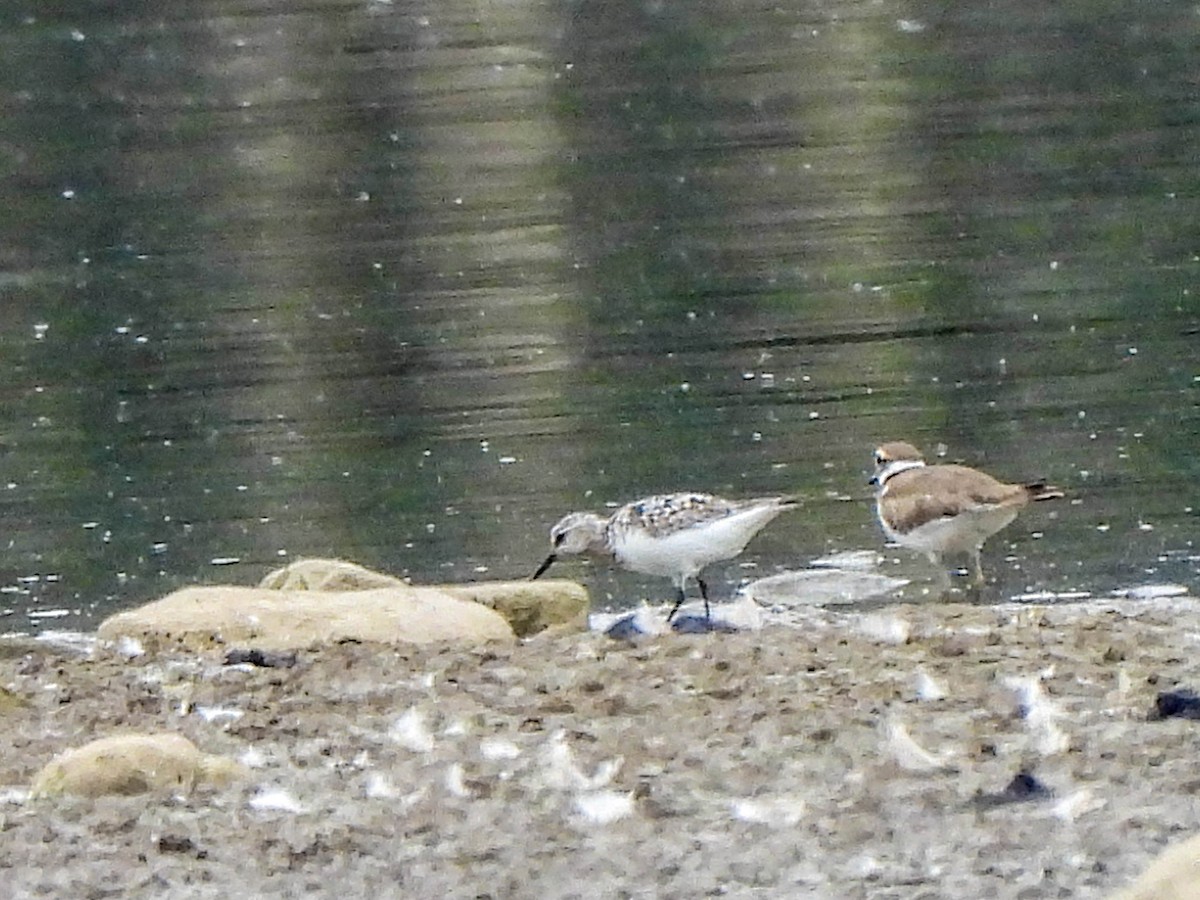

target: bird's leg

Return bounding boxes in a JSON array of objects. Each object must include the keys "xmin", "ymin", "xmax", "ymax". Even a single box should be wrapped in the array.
[
  {"xmin": 697, "ymin": 577, "xmax": 711, "ymax": 621},
  {"xmin": 968, "ymin": 547, "xmax": 986, "ymax": 587},
  {"xmin": 928, "ymin": 553, "xmax": 954, "ymax": 591},
  {"xmin": 666, "ymin": 585, "xmax": 688, "ymax": 622}
]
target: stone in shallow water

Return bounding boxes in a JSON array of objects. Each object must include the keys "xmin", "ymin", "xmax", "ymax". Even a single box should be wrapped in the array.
[
  {"xmin": 745, "ymin": 568, "xmax": 908, "ymax": 607},
  {"xmin": 670, "ymin": 615, "xmax": 738, "ymax": 635},
  {"xmin": 605, "ymin": 615, "xmax": 644, "ymax": 642},
  {"xmin": 603, "ymin": 613, "xmax": 738, "ymax": 639},
  {"xmin": 1117, "ymin": 583, "xmax": 1189, "ymax": 600}
]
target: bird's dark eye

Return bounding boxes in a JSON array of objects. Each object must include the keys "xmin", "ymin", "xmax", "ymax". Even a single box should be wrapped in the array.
[
  {"xmin": 875, "ymin": 453, "xmax": 885, "ymax": 466},
  {"xmin": 553, "ymin": 532, "xmax": 566, "ymax": 547}
]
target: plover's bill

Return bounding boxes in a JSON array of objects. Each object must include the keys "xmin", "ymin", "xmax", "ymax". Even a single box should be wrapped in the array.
[
  {"xmin": 870, "ymin": 441, "xmax": 1063, "ymax": 586},
  {"xmin": 532, "ymin": 492, "xmax": 800, "ymax": 621}
]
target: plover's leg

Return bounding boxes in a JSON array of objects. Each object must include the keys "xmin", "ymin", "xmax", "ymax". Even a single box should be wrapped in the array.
[
  {"xmin": 928, "ymin": 553, "xmax": 953, "ymax": 589},
  {"xmin": 968, "ymin": 548, "xmax": 985, "ymax": 586},
  {"xmin": 666, "ymin": 585, "xmax": 688, "ymax": 622},
  {"xmin": 697, "ymin": 578, "xmax": 711, "ymax": 620}
]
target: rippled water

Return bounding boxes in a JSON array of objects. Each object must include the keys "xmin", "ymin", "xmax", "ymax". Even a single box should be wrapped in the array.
[{"xmin": 0, "ymin": 0, "xmax": 1196, "ymax": 631}]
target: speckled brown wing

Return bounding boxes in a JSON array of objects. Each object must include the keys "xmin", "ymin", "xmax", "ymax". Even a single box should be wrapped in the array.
[{"xmin": 611, "ymin": 493, "xmax": 738, "ymax": 535}]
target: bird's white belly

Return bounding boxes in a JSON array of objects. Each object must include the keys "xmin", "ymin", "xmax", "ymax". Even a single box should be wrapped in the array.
[
  {"xmin": 614, "ymin": 513, "xmax": 770, "ymax": 578},
  {"xmin": 881, "ymin": 504, "xmax": 1019, "ymax": 555}
]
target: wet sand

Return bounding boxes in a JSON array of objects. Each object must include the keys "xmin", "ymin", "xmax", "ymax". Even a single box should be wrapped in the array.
[{"xmin": 2, "ymin": 596, "xmax": 1199, "ymax": 899}]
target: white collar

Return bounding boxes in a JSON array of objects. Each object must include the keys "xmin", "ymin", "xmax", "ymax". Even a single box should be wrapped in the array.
[{"xmin": 874, "ymin": 458, "xmax": 925, "ymax": 487}]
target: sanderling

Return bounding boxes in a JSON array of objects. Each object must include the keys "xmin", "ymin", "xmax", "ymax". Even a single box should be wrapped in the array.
[
  {"xmin": 531, "ymin": 492, "xmax": 800, "ymax": 621},
  {"xmin": 870, "ymin": 440, "xmax": 1063, "ymax": 586}
]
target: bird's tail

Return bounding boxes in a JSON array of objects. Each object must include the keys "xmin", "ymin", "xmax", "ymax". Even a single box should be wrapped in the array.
[{"xmin": 1025, "ymin": 482, "xmax": 1064, "ymax": 502}]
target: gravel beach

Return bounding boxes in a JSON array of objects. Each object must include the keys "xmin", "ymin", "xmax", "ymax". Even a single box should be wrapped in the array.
[{"xmin": 2, "ymin": 595, "xmax": 1199, "ymax": 899}]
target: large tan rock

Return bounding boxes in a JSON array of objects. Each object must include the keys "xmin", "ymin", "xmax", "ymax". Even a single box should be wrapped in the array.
[
  {"xmin": 30, "ymin": 733, "xmax": 246, "ymax": 799},
  {"xmin": 442, "ymin": 579, "xmax": 589, "ymax": 637},
  {"xmin": 258, "ymin": 558, "xmax": 405, "ymax": 591},
  {"xmin": 1110, "ymin": 833, "xmax": 1200, "ymax": 900},
  {"xmin": 97, "ymin": 584, "xmax": 516, "ymax": 652},
  {"xmin": 257, "ymin": 558, "xmax": 589, "ymax": 637}
]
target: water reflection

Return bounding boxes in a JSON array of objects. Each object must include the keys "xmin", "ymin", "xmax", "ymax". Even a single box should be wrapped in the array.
[{"xmin": 0, "ymin": 0, "xmax": 1195, "ymax": 631}]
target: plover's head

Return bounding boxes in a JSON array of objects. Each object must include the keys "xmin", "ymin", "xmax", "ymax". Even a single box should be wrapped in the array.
[
  {"xmin": 870, "ymin": 441, "xmax": 926, "ymax": 486},
  {"xmin": 531, "ymin": 512, "xmax": 608, "ymax": 580}
]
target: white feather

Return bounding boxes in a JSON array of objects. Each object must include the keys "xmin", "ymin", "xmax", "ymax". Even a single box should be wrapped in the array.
[
  {"xmin": 573, "ymin": 790, "xmax": 634, "ymax": 825},
  {"xmin": 1005, "ymin": 675, "xmax": 1069, "ymax": 757},
  {"xmin": 390, "ymin": 707, "xmax": 435, "ymax": 753},
  {"xmin": 915, "ymin": 668, "xmax": 947, "ymax": 702},
  {"xmin": 540, "ymin": 730, "xmax": 622, "ymax": 791},
  {"xmin": 731, "ymin": 795, "xmax": 806, "ymax": 827},
  {"xmin": 883, "ymin": 718, "xmax": 958, "ymax": 772},
  {"xmin": 248, "ymin": 788, "xmax": 304, "ymax": 814}
]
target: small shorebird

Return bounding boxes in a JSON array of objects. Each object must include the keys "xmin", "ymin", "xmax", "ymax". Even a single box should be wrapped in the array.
[
  {"xmin": 532, "ymin": 492, "xmax": 800, "ymax": 621},
  {"xmin": 870, "ymin": 441, "xmax": 1063, "ymax": 586}
]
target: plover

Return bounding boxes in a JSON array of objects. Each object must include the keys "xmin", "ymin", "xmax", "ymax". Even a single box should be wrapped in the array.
[
  {"xmin": 870, "ymin": 441, "xmax": 1063, "ymax": 586},
  {"xmin": 532, "ymin": 492, "xmax": 799, "ymax": 621}
]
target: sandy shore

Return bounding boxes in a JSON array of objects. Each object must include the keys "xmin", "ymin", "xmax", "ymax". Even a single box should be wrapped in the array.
[{"xmin": 2, "ymin": 595, "xmax": 1199, "ymax": 899}]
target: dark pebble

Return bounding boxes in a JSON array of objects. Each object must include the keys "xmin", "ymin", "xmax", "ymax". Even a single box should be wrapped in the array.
[
  {"xmin": 157, "ymin": 834, "xmax": 199, "ymax": 855},
  {"xmin": 1152, "ymin": 689, "xmax": 1200, "ymax": 720},
  {"xmin": 605, "ymin": 615, "xmax": 645, "ymax": 642},
  {"xmin": 224, "ymin": 648, "xmax": 298, "ymax": 668},
  {"xmin": 972, "ymin": 769, "xmax": 1053, "ymax": 809}
]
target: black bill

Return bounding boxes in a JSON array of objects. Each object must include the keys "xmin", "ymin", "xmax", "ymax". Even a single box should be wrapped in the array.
[{"xmin": 531, "ymin": 553, "xmax": 557, "ymax": 580}]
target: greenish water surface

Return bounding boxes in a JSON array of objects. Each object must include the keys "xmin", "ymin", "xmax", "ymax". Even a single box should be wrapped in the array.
[{"xmin": 0, "ymin": 0, "xmax": 1196, "ymax": 630}]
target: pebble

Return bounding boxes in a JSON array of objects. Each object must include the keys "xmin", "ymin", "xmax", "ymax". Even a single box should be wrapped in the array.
[
  {"xmin": 973, "ymin": 770, "xmax": 1054, "ymax": 808},
  {"xmin": 225, "ymin": 648, "xmax": 298, "ymax": 668},
  {"xmin": 1151, "ymin": 689, "xmax": 1200, "ymax": 720}
]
